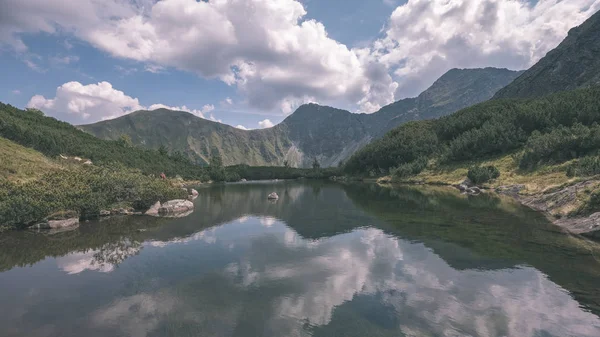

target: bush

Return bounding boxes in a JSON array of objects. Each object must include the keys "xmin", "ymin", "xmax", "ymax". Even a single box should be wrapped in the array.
[
  {"xmin": 467, "ymin": 165, "xmax": 500, "ymax": 185},
  {"xmin": 0, "ymin": 166, "xmax": 187, "ymax": 229},
  {"xmin": 567, "ymin": 156, "xmax": 600, "ymax": 177},
  {"xmin": 391, "ymin": 157, "xmax": 428, "ymax": 179}
]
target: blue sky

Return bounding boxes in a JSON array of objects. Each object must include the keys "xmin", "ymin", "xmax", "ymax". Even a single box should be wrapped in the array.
[{"xmin": 0, "ymin": 0, "xmax": 598, "ymax": 129}]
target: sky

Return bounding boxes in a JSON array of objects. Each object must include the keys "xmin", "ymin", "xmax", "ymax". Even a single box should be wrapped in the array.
[{"xmin": 0, "ymin": 0, "xmax": 599, "ymax": 130}]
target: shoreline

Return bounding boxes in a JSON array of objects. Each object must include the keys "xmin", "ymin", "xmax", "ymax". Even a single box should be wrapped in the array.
[{"xmin": 374, "ymin": 177, "xmax": 600, "ymax": 238}]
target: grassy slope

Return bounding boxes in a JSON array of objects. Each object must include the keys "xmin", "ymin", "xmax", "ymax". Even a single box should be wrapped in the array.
[
  {"xmin": 0, "ymin": 137, "xmax": 60, "ymax": 183},
  {"xmin": 80, "ymin": 109, "xmax": 293, "ymax": 166}
]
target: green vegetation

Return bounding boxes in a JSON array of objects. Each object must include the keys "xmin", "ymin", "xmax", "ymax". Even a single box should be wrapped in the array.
[
  {"xmin": 81, "ymin": 68, "xmax": 521, "ymax": 167},
  {"xmin": 225, "ymin": 165, "xmax": 340, "ymax": 181},
  {"xmin": 345, "ymin": 87, "xmax": 600, "ymax": 182},
  {"xmin": 0, "ymin": 163, "xmax": 186, "ymax": 229},
  {"xmin": 0, "ymin": 103, "xmax": 208, "ymax": 180},
  {"xmin": 467, "ymin": 165, "xmax": 500, "ymax": 185}
]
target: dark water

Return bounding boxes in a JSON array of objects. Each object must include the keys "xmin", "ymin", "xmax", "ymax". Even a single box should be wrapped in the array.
[{"xmin": 1, "ymin": 181, "xmax": 600, "ymax": 337}]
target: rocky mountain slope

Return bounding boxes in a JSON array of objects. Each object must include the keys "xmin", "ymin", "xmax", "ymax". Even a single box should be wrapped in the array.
[
  {"xmin": 81, "ymin": 68, "xmax": 521, "ymax": 167},
  {"xmin": 494, "ymin": 10, "xmax": 600, "ymax": 99}
]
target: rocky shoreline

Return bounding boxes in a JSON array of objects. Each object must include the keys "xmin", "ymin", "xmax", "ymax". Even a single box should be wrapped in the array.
[
  {"xmin": 26, "ymin": 188, "xmax": 200, "ymax": 233},
  {"xmin": 494, "ymin": 181, "xmax": 600, "ymax": 237},
  {"xmin": 380, "ymin": 177, "xmax": 600, "ymax": 238}
]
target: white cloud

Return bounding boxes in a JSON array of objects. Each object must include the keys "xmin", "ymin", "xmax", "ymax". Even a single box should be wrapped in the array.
[
  {"xmin": 29, "ymin": 81, "xmax": 214, "ymax": 123},
  {"xmin": 11, "ymin": 89, "xmax": 20, "ymax": 95},
  {"xmin": 147, "ymin": 103, "xmax": 213, "ymax": 118},
  {"xmin": 50, "ymin": 55, "xmax": 79, "ymax": 65},
  {"xmin": 224, "ymin": 97, "xmax": 233, "ymax": 105},
  {"xmin": 3, "ymin": 0, "xmax": 600, "ymax": 113},
  {"xmin": 371, "ymin": 0, "xmax": 600, "ymax": 98},
  {"xmin": 258, "ymin": 119, "xmax": 275, "ymax": 128},
  {"xmin": 28, "ymin": 81, "xmax": 143, "ymax": 123},
  {"xmin": 0, "ymin": 0, "xmax": 396, "ymax": 114},
  {"xmin": 235, "ymin": 125, "xmax": 248, "ymax": 130},
  {"xmin": 24, "ymin": 59, "xmax": 44, "ymax": 72},
  {"xmin": 144, "ymin": 64, "xmax": 164, "ymax": 73}
]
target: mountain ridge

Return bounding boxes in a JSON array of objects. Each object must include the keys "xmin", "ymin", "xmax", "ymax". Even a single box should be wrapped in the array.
[
  {"xmin": 81, "ymin": 67, "xmax": 522, "ymax": 167},
  {"xmin": 494, "ymin": 10, "xmax": 600, "ymax": 99}
]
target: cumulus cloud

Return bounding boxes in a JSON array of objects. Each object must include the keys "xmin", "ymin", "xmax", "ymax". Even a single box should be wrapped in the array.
[
  {"xmin": 147, "ymin": 103, "xmax": 214, "ymax": 118},
  {"xmin": 258, "ymin": 119, "xmax": 275, "ymax": 128},
  {"xmin": 28, "ymin": 81, "xmax": 215, "ymax": 124},
  {"xmin": 28, "ymin": 81, "xmax": 143, "ymax": 123},
  {"xmin": 4, "ymin": 0, "xmax": 600, "ymax": 113},
  {"xmin": 235, "ymin": 125, "xmax": 248, "ymax": 130},
  {"xmin": 1, "ymin": 0, "xmax": 397, "ymax": 113},
  {"xmin": 372, "ymin": 0, "xmax": 600, "ymax": 97}
]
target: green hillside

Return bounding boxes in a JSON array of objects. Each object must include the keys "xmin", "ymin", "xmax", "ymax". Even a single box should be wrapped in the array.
[
  {"xmin": 80, "ymin": 108, "xmax": 294, "ymax": 166},
  {"xmin": 0, "ymin": 103, "xmax": 206, "ymax": 179},
  {"xmin": 80, "ymin": 68, "xmax": 521, "ymax": 168}
]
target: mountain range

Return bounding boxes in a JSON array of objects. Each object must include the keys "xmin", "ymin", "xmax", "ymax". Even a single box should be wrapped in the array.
[{"xmin": 81, "ymin": 67, "xmax": 522, "ymax": 167}]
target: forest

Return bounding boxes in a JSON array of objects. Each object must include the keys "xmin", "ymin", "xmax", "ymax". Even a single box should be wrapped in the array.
[{"xmin": 344, "ymin": 86, "xmax": 600, "ymax": 179}]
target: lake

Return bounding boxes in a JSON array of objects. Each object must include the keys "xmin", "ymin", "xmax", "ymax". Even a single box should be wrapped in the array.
[{"xmin": 1, "ymin": 181, "xmax": 600, "ymax": 337}]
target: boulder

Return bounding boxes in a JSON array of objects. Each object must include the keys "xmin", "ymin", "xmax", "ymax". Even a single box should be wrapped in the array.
[
  {"xmin": 460, "ymin": 178, "xmax": 474, "ymax": 187},
  {"xmin": 30, "ymin": 217, "xmax": 79, "ymax": 230},
  {"xmin": 466, "ymin": 187, "xmax": 481, "ymax": 195},
  {"xmin": 83, "ymin": 160, "xmax": 92, "ymax": 165},
  {"xmin": 73, "ymin": 157, "xmax": 82, "ymax": 162},
  {"xmin": 190, "ymin": 189, "xmax": 199, "ymax": 196},
  {"xmin": 145, "ymin": 201, "xmax": 161, "ymax": 217},
  {"xmin": 99, "ymin": 210, "xmax": 111, "ymax": 217},
  {"xmin": 268, "ymin": 192, "xmax": 279, "ymax": 200},
  {"xmin": 240, "ymin": 178, "xmax": 247, "ymax": 182},
  {"xmin": 158, "ymin": 199, "xmax": 194, "ymax": 218}
]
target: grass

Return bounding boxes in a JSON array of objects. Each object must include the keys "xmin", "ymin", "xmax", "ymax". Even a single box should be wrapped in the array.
[
  {"xmin": 397, "ymin": 152, "xmax": 579, "ymax": 194},
  {"xmin": 0, "ymin": 137, "xmax": 61, "ymax": 183}
]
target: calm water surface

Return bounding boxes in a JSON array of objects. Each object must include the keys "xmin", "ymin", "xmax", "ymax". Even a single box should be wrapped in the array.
[{"xmin": 1, "ymin": 181, "xmax": 600, "ymax": 337}]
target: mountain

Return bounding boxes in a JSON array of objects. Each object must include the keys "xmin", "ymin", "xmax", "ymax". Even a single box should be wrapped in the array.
[
  {"xmin": 80, "ymin": 108, "xmax": 294, "ymax": 166},
  {"xmin": 81, "ymin": 68, "xmax": 522, "ymax": 167},
  {"xmin": 494, "ymin": 10, "xmax": 600, "ymax": 99}
]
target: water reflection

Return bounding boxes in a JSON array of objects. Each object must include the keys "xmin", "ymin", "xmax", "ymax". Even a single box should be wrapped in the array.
[{"xmin": 1, "ymin": 181, "xmax": 600, "ymax": 337}]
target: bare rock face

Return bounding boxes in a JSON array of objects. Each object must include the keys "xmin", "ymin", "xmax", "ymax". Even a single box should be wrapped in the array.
[
  {"xmin": 145, "ymin": 201, "xmax": 162, "ymax": 217},
  {"xmin": 268, "ymin": 192, "xmax": 279, "ymax": 200},
  {"xmin": 556, "ymin": 212, "xmax": 600, "ymax": 236},
  {"xmin": 158, "ymin": 199, "xmax": 194, "ymax": 218}
]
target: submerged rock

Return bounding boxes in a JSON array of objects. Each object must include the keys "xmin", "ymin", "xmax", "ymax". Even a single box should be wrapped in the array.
[
  {"xmin": 158, "ymin": 199, "xmax": 194, "ymax": 218},
  {"xmin": 268, "ymin": 192, "xmax": 279, "ymax": 200}
]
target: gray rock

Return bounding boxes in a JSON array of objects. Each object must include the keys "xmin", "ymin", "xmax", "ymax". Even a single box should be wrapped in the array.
[
  {"xmin": 30, "ymin": 218, "xmax": 79, "ymax": 230},
  {"xmin": 461, "ymin": 178, "xmax": 474, "ymax": 187},
  {"xmin": 99, "ymin": 210, "xmax": 111, "ymax": 217},
  {"xmin": 158, "ymin": 199, "xmax": 194, "ymax": 218},
  {"xmin": 241, "ymin": 178, "xmax": 247, "ymax": 182},
  {"xmin": 145, "ymin": 201, "xmax": 161, "ymax": 217},
  {"xmin": 190, "ymin": 189, "xmax": 199, "ymax": 196},
  {"xmin": 268, "ymin": 192, "xmax": 279, "ymax": 200}
]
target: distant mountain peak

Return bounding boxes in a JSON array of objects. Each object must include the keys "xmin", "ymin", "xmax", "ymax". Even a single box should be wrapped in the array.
[{"xmin": 494, "ymin": 10, "xmax": 600, "ymax": 99}]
